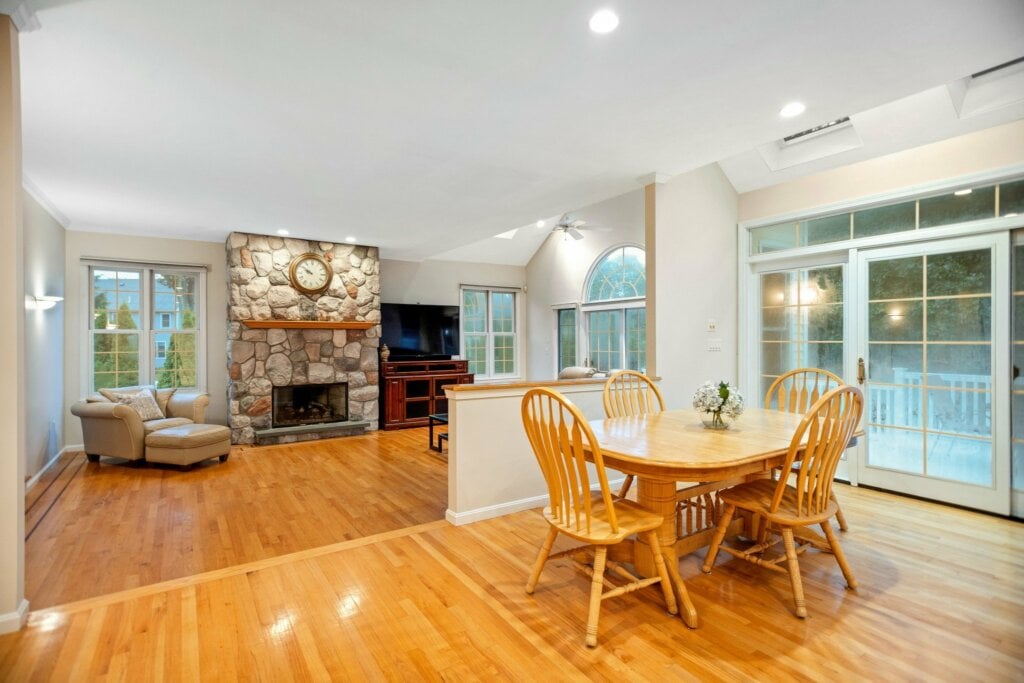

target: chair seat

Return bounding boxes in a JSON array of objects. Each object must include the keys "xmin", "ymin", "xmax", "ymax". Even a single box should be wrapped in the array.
[
  {"xmin": 543, "ymin": 497, "xmax": 664, "ymax": 545},
  {"xmin": 143, "ymin": 417, "xmax": 193, "ymax": 434},
  {"xmin": 718, "ymin": 478, "xmax": 839, "ymax": 526}
]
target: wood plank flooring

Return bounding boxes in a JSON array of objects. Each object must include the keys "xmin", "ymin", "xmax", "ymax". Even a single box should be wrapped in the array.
[
  {"xmin": 3, "ymin": 428, "xmax": 1023, "ymax": 680},
  {"xmin": 24, "ymin": 429, "xmax": 448, "ymax": 609}
]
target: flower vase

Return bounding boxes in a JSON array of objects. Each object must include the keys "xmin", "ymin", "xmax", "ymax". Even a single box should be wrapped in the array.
[{"xmin": 701, "ymin": 410, "xmax": 731, "ymax": 430}]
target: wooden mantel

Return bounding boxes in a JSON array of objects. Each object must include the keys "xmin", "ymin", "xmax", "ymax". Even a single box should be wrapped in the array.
[{"xmin": 242, "ymin": 320, "xmax": 375, "ymax": 330}]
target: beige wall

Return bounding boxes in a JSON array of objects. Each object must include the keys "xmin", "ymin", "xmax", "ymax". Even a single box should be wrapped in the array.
[
  {"xmin": 652, "ymin": 165, "xmax": 739, "ymax": 408},
  {"xmin": 380, "ymin": 258, "xmax": 524, "ymax": 305},
  {"xmin": 0, "ymin": 14, "xmax": 26, "ymax": 633},
  {"xmin": 524, "ymin": 189, "xmax": 644, "ymax": 380},
  {"xmin": 63, "ymin": 232, "xmax": 228, "ymax": 445},
  {"xmin": 739, "ymin": 119, "xmax": 1024, "ymax": 224},
  {"xmin": 24, "ymin": 191, "xmax": 65, "ymax": 480}
]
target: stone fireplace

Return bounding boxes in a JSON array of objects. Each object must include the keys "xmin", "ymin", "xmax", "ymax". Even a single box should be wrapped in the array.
[
  {"xmin": 272, "ymin": 383, "xmax": 348, "ymax": 428},
  {"xmin": 225, "ymin": 232, "xmax": 380, "ymax": 445}
]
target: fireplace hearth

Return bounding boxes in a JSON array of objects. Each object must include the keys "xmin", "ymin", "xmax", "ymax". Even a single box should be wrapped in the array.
[{"xmin": 272, "ymin": 383, "xmax": 348, "ymax": 428}]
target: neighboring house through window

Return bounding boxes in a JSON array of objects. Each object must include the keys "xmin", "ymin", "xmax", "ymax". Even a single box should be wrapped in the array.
[{"xmin": 88, "ymin": 264, "xmax": 205, "ymax": 390}]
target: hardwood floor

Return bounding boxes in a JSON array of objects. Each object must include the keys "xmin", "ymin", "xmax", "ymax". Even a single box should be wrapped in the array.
[
  {"xmin": 23, "ymin": 429, "xmax": 448, "ymax": 608},
  {"xmin": 3, "ymin": 429, "xmax": 1022, "ymax": 680}
]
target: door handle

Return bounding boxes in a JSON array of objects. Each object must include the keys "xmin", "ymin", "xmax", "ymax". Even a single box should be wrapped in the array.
[{"xmin": 857, "ymin": 357, "xmax": 866, "ymax": 385}]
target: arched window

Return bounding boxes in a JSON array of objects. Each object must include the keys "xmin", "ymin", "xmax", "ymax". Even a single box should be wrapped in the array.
[
  {"xmin": 581, "ymin": 245, "xmax": 647, "ymax": 372},
  {"xmin": 586, "ymin": 245, "xmax": 646, "ymax": 302}
]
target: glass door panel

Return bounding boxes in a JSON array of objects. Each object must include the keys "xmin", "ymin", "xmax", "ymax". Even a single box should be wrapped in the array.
[
  {"xmin": 1011, "ymin": 242, "xmax": 1024, "ymax": 516},
  {"xmin": 856, "ymin": 235, "xmax": 1010, "ymax": 514},
  {"xmin": 759, "ymin": 263, "xmax": 849, "ymax": 479}
]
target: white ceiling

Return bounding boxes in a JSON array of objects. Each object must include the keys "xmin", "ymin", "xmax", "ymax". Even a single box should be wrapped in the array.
[{"xmin": 12, "ymin": 0, "xmax": 1024, "ymax": 262}]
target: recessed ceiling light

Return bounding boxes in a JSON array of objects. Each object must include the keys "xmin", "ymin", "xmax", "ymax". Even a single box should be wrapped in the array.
[
  {"xmin": 954, "ymin": 188, "xmax": 973, "ymax": 196},
  {"xmin": 779, "ymin": 101, "xmax": 806, "ymax": 118},
  {"xmin": 589, "ymin": 9, "xmax": 619, "ymax": 34},
  {"xmin": 536, "ymin": 220, "xmax": 545, "ymax": 228},
  {"xmin": 277, "ymin": 229, "xmax": 289, "ymax": 235},
  {"xmin": 345, "ymin": 236, "xmax": 357, "ymax": 243}
]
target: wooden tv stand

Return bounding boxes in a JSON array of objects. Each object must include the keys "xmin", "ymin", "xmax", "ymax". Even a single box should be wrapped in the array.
[{"xmin": 380, "ymin": 359, "xmax": 473, "ymax": 430}]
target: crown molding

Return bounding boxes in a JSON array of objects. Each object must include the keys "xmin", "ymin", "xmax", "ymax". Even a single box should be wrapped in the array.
[
  {"xmin": 2, "ymin": 2, "xmax": 41, "ymax": 32},
  {"xmin": 23, "ymin": 175, "xmax": 70, "ymax": 228},
  {"xmin": 636, "ymin": 172, "xmax": 670, "ymax": 186}
]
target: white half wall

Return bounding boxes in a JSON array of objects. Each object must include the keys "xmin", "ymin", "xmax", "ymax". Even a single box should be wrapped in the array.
[
  {"xmin": 652, "ymin": 165, "xmax": 739, "ymax": 409},
  {"xmin": 524, "ymin": 189, "xmax": 644, "ymax": 380},
  {"xmin": 63, "ymin": 232, "xmax": 228, "ymax": 445},
  {"xmin": 445, "ymin": 380, "xmax": 618, "ymax": 524},
  {"xmin": 23, "ymin": 190, "xmax": 65, "ymax": 480}
]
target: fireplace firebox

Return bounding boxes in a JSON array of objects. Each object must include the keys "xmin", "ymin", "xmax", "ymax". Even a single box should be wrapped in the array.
[{"xmin": 272, "ymin": 383, "xmax": 348, "ymax": 427}]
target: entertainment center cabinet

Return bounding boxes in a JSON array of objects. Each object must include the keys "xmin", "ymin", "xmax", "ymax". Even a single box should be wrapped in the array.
[{"xmin": 380, "ymin": 359, "xmax": 474, "ymax": 429}]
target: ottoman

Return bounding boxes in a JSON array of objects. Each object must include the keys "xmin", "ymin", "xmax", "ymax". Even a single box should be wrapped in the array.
[{"xmin": 145, "ymin": 423, "xmax": 231, "ymax": 467}]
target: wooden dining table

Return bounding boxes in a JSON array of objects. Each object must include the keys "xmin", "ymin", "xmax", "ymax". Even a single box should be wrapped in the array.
[{"xmin": 587, "ymin": 407, "xmax": 811, "ymax": 626}]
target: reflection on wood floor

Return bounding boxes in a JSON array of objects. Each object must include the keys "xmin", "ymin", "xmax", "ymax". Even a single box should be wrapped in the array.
[
  {"xmin": 23, "ymin": 428, "xmax": 448, "ymax": 609},
  {"xmin": 3, "ymin": 429, "xmax": 1022, "ymax": 680}
]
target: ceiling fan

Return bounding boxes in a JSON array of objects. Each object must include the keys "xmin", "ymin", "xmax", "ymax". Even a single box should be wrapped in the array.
[{"xmin": 552, "ymin": 213, "xmax": 606, "ymax": 240}]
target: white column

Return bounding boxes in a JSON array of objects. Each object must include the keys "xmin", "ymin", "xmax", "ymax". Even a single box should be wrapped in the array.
[{"xmin": 0, "ymin": 14, "xmax": 28, "ymax": 634}]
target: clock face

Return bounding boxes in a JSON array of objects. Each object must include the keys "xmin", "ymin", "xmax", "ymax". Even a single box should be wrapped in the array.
[{"xmin": 289, "ymin": 254, "xmax": 332, "ymax": 294}]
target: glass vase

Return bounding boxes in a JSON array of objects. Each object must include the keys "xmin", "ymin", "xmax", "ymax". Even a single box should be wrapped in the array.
[{"xmin": 701, "ymin": 410, "xmax": 731, "ymax": 430}]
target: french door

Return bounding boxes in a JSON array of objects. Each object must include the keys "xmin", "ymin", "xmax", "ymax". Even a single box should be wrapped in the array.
[{"xmin": 853, "ymin": 234, "xmax": 1011, "ymax": 514}]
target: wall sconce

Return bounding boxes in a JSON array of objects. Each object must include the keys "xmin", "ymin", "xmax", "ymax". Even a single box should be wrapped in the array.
[{"xmin": 25, "ymin": 295, "xmax": 64, "ymax": 311}]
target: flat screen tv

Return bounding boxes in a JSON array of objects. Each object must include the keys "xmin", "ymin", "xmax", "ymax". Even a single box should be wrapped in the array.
[{"xmin": 380, "ymin": 303, "xmax": 460, "ymax": 360}]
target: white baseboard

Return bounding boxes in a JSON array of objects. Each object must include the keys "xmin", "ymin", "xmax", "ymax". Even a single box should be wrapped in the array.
[
  {"xmin": 445, "ymin": 477, "xmax": 626, "ymax": 526},
  {"xmin": 25, "ymin": 444, "xmax": 83, "ymax": 493},
  {"xmin": 446, "ymin": 494, "xmax": 549, "ymax": 526},
  {"xmin": 0, "ymin": 599, "xmax": 29, "ymax": 634}
]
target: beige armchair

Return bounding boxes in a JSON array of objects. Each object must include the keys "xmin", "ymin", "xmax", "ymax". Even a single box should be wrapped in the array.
[{"xmin": 71, "ymin": 386, "xmax": 210, "ymax": 463}]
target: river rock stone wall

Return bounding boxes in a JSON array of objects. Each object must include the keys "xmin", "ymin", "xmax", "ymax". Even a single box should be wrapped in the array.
[{"xmin": 225, "ymin": 232, "xmax": 381, "ymax": 444}]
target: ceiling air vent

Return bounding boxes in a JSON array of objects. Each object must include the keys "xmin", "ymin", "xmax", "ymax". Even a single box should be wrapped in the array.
[
  {"xmin": 756, "ymin": 116, "xmax": 862, "ymax": 171},
  {"xmin": 949, "ymin": 55, "xmax": 1024, "ymax": 119},
  {"xmin": 781, "ymin": 117, "xmax": 852, "ymax": 146}
]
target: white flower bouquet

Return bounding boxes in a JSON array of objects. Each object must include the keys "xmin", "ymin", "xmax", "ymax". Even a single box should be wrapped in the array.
[{"xmin": 692, "ymin": 380, "xmax": 744, "ymax": 429}]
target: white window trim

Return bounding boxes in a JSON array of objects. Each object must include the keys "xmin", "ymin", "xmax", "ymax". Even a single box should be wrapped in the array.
[
  {"xmin": 82, "ymin": 262, "xmax": 207, "ymax": 393},
  {"xmin": 460, "ymin": 285, "xmax": 522, "ymax": 380}
]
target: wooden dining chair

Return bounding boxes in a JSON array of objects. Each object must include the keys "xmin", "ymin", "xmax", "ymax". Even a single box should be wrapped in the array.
[
  {"xmin": 522, "ymin": 387, "xmax": 683, "ymax": 647},
  {"xmin": 602, "ymin": 370, "xmax": 665, "ymax": 499},
  {"xmin": 702, "ymin": 385, "xmax": 864, "ymax": 618},
  {"xmin": 764, "ymin": 367, "xmax": 849, "ymax": 531}
]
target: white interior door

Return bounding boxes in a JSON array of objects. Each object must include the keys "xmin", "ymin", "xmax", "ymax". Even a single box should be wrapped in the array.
[{"xmin": 854, "ymin": 234, "xmax": 1010, "ymax": 514}]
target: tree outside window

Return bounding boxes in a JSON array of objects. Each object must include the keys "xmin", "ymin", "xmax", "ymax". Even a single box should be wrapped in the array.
[
  {"xmin": 581, "ymin": 246, "xmax": 647, "ymax": 373},
  {"xmin": 89, "ymin": 266, "xmax": 203, "ymax": 391},
  {"xmin": 461, "ymin": 288, "xmax": 519, "ymax": 378}
]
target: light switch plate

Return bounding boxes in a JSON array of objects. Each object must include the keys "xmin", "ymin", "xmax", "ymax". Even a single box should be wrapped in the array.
[{"xmin": 707, "ymin": 318, "xmax": 717, "ymax": 331}]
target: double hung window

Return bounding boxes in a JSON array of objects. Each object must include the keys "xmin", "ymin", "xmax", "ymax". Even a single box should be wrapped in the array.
[
  {"xmin": 461, "ymin": 287, "xmax": 519, "ymax": 378},
  {"xmin": 88, "ymin": 265, "xmax": 205, "ymax": 391}
]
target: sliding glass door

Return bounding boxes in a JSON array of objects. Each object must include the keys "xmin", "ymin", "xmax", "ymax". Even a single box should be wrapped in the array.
[{"xmin": 854, "ymin": 234, "xmax": 1010, "ymax": 514}]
